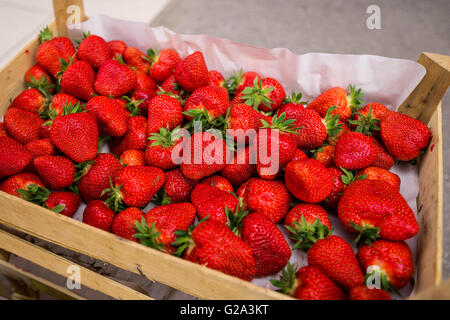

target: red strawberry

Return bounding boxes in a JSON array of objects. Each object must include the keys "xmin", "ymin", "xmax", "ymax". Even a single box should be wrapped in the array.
[
  {"xmin": 254, "ymin": 114, "xmax": 298, "ymax": 180},
  {"xmin": 174, "ymin": 51, "xmax": 210, "ymax": 92},
  {"xmin": 123, "ymin": 46, "xmax": 150, "ymax": 74},
  {"xmin": 148, "ymin": 48, "xmax": 181, "ymax": 84},
  {"xmin": 221, "ymin": 146, "xmax": 257, "ymax": 187},
  {"xmin": 0, "ymin": 172, "xmax": 44, "ymax": 197},
  {"xmin": 237, "ymin": 77, "xmax": 286, "ymax": 112},
  {"xmin": 33, "ymin": 155, "xmax": 75, "ymax": 190},
  {"xmin": 77, "ymin": 34, "xmax": 112, "ymax": 69},
  {"xmin": 0, "ymin": 122, "xmax": 7, "ymax": 137},
  {"xmin": 104, "ymin": 166, "xmax": 165, "ymax": 211},
  {"xmin": 227, "ymin": 70, "xmax": 260, "ymax": 96},
  {"xmin": 370, "ymin": 137, "xmax": 395, "ymax": 169},
  {"xmin": 209, "ymin": 70, "xmax": 225, "ymax": 87},
  {"xmin": 284, "ymin": 159, "xmax": 333, "ymax": 203},
  {"xmin": 183, "ymin": 85, "xmax": 229, "ymax": 120},
  {"xmin": 120, "ymin": 149, "xmax": 146, "ymax": 166},
  {"xmin": 147, "ymin": 94, "xmax": 184, "ymax": 134},
  {"xmin": 36, "ymin": 27, "xmax": 77, "ymax": 77},
  {"xmin": 190, "ymin": 183, "xmax": 239, "ymax": 224},
  {"xmin": 112, "ymin": 207, "xmax": 144, "ymax": 242},
  {"xmin": 4, "ymin": 108, "xmax": 44, "ymax": 144},
  {"xmin": 77, "ymin": 153, "xmax": 123, "ymax": 203},
  {"xmin": 25, "ymin": 138, "xmax": 55, "ymax": 159},
  {"xmin": 110, "ymin": 116, "xmax": 148, "ymax": 156},
  {"xmin": 50, "ymin": 111, "xmax": 99, "ymax": 163},
  {"xmin": 356, "ymin": 166, "xmax": 400, "ymax": 191},
  {"xmin": 158, "ymin": 75, "xmax": 183, "ymax": 97},
  {"xmin": 95, "ymin": 59, "xmax": 137, "ymax": 98},
  {"xmin": 241, "ymin": 212, "xmax": 291, "ymax": 277},
  {"xmin": 322, "ymin": 167, "xmax": 347, "ymax": 208},
  {"xmin": 226, "ymin": 103, "xmax": 272, "ymax": 140},
  {"xmin": 271, "ymin": 263, "xmax": 346, "ymax": 300},
  {"xmin": 334, "ymin": 132, "xmax": 377, "ymax": 169},
  {"xmin": 338, "ymin": 179, "xmax": 419, "ymax": 243},
  {"xmin": 357, "ymin": 240, "xmax": 414, "ymax": 291},
  {"xmin": 39, "ymin": 122, "xmax": 52, "ymax": 139},
  {"xmin": 292, "ymin": 148, "xmax": 308, "ymax": 161},
  {"xmin": 307, "ymin": 85, "xmax": 362, "ymax": 122},
  {"xmin": 134, "ymin": 202, "xmax": 196, "ymax": 254},
  {"xmin": 46, "ymin": 94, "xmax": 80, "ymax": 118},
  {"xmin": 10, "ymin": 88, "xmax": 47, "ymax": 114},
  {"xmin": 24, "ymin": 64, "xmax": 55, "ymax": 94},
  {"xmin": 174, "ymin": 219, "xmax": 256, "ymax": 281},
  {"xmin": 160, "ymin": 168, "xmax": 199, "ymax": 204},
  {"xmin": 308, "ymin": 235, "xmax": 364, "ymax": 290},
  {"xmin": 127, "ymin": 71, "xmax": 158, "ymax": 115},
  {"xmin": 107, "ymin": 40, "xmax": 127, "ymax": 58},
  {"xmin": 0, "ymin": 136, "xmax": 32, "ymax": 179},
  {"xmin": 200, "ymin": 175, "xmax": 233, "ymax": 193},
  {"xmin": 60, "ymin": 60, "xmax": 96, "ymax": 101},
  {"xmin": 312, "ymin": 144, "xmax": 335, "ymax": 167},
  {"xmin": 349, "ymin": 286, "xmax": 391, "ymax": 300},
  {"xmin": 44, "ymin": 191, "xmax": 81, "ymax": 217},
  {"xmin": 85, "ymin": 96, "xmax": 128, "ymax": 137},
  {"xmin": 180, "ymin": 132, "xmax": 230, "ymax": 180},
  {"xmin": 145, "ymin": 126, "xmax": 183, "ymax": 170},
  {"xmin": 284, "ymin": 203, "xmax": 332, "ymax": 250},
  {"xmin": 237, "ymin": 178, "xmax": 291, "ymax": 223},
  {"xmin": 380, "ymin": 111, "xmax": 431, "ymax": 161},
  {"xmin": 83, "ymin": 200, "xmax": 115, "ymax": 231},
  {"xmin": 277, "ymin": 91, "xmax": 307, "ymax": 112}
]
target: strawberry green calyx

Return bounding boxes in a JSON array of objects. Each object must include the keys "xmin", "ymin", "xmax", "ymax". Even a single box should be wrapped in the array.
[
  {"xmin": 133, "ymin": 217, "xmax": 165, "ymax": 251},
  {"xmin": 55, "ymin": 54, "xmax": 77, "ymax": 78},
  {"xmin": 149, "ymin": 126, "xmax": 182, "ymax": 148},
  {"xmin": 144, "ymin": 48, "xmax": 159, "ymax": 64},
  {"xmin": 225, "ymin": 69, "xmax": 243, "ymax": 96},
  {"xmin": 157, "ymin": 88, "xmax": 185, "ymax": 104},
  {"xmin": 323, "ymin": 105, "xmax": 344, "ymax": 139},
  {"xmin": 283, "ymin": 90, "xmax": 308, "ymax": 105},
  {"xmin": 122, "ymin": 96, "xmax": 145, "ymax": 116},
  {"xmin": 102, "ymin": 178, "xmax": 126, "ymax": 213},
  {"xmin": 17, "ymin": 184, "xmax": 51, "ymax": 205},
  {"xmin": 152, "ymin": 189, "xmax": 172, "ymax": 206},
  {"xmin": 347, "ymin": 85, "xmax": 364, "ymax": 113},
  {"xmin": 114, "ymin": 55, "xmax": 137, "ymax": 71},
  {"xmin": 340, "ymin": 167, "xmax": 366, "ymax": 185},
  {"xmin": 351, "ymin": 222, "xmax": 381, "ymax": 246},
  {"xmin": 172, "ymin": 216, "xmax": 209, "ymax": 257},
  {"xmin": 364, "ymin": 266, "xmax": 401, "ymax": 296},
  {"xmin": 225, "ymin": 204, "xmax": 249, "ymax": 237},
  {"xmin": 39, "ymin": 26, "xmax": 53, "ymax": 43},
  {"xmin": 183, "ymin": 108, "xmax": 228, "ymax": 134},
  {"xmin": 43, "ymin": 102, "xmax": 86, "ymax": 126},
  {"xmin": 26, "ymin": 75, "xmax": 55, "ymax": 99},
  {"xmin": 285, "ymin": 216, "xmax": 332, "ymax": 251},
  {"xmin": 18, "ymin": 184, "xmax": 66, "ymax": 213},
  {"xmin": 241, "ymin": 77, "xmax": 274, "ymax": 111},
  {"xmin": 270, "ymin": 262, "xmax": 298, "ymax": 296},
  {"xmin": 73, "ymin": 160, "xmax": 95, "ymax": 183},
  {"xmin": 348, "ymin": 106, "xmax": 380, "ymax": 136},
  {"xmin": 75, "ymin": 32, "xmax": 91, "ymax": 47},
  {"xmin": 260, "ymin": 112, "xmax": 301, "ymax": 134}
]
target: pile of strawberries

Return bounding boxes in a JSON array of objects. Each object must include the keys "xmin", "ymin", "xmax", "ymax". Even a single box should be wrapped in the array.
[{"xmin": 0, "ymin": 27, "xmax": 432, "ymax": 300}]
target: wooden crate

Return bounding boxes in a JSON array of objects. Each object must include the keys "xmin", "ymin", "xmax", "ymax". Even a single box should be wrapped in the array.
[{"xmin": 0, "ymin": 0, "xmax": 449, "ymax": 300}]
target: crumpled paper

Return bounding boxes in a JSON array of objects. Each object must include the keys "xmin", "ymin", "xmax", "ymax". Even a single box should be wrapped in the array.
[{"xmin": 68, "ymin": 14, "xmax": 427, "ymax": 299}]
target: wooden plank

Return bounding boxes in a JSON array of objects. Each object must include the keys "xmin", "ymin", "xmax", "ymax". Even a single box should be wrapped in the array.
[
  {"xmin": 52, "ymin": 0, "xmax": 87, "ymax": 37},
  {"xmin": 0, "ymin": 21, "xmax": 57, "ymax": 115},
  {"xmin": 398, "ymin": 52, "xmax": 450, "ymax": 123},
  {"xmin": 0, "ymin": 260, "xmax": 84, "ymax": 300},
  {"xmin": 410, "ymin": 278, "xmax": 450, "ymax": 300},
  {"xmin": 0, "ymin": 193, "xmax": 291, "ymax": 300},
  {"xmin": 415, "ymin": 103, "xmax": 443, "ymax": 292},
  {"xmin": 0, "ymin": 249, "xmax": 9, "ymax": 262},
  {"xmin": 0, "ymin": 229, "xmax": 153, "ymax": 300}
]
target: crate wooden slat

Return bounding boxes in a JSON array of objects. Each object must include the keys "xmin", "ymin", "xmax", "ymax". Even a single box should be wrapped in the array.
[
  {"xmin": 0, "ymin": 0, "xmax": 448, "ymax": 300},
  {"xmin": 0, "ymin": 229, "xmax": 153, "ymax": 300}
]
